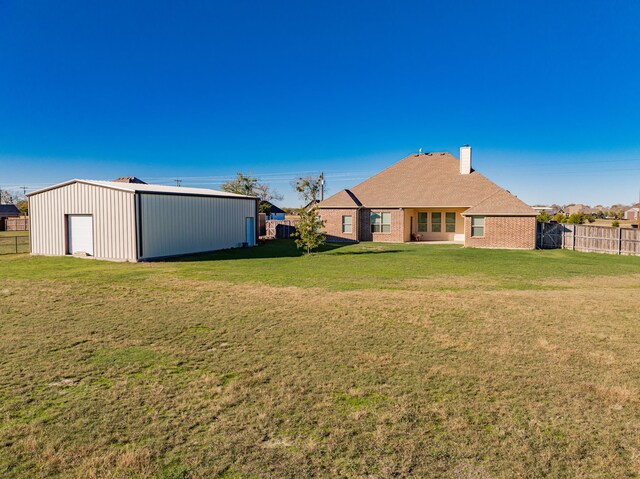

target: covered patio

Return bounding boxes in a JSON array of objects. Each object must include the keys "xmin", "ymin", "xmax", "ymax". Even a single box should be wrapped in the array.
[{"xmin": 403, "ymin": 207, "xmax": 466, "ymax": 243}]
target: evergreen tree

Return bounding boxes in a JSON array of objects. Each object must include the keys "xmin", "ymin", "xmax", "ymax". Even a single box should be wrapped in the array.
[
  {"xmin": 552, "ymin": 213, "xmax": 567, "ymax": 224},
  {"xmin": 567, "ymin": 212, "xmax": 586, "ymax": 224}
]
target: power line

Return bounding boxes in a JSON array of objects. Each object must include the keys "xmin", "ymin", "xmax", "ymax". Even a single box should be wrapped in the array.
[
  {"xmin": 140, "ymin": 170, "xmax": 371, "ymax": 182},
  {"xmin": 3, "ymin": 160, "xmax": 639, "ymax": 192},
  {"xmin": 499, "ymin": 158, "xmax": 640, "ymax": 171}
]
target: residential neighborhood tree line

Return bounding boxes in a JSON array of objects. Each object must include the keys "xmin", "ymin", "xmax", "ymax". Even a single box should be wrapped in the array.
[{"xmin": 536, "ymin": 207, "xmax": 637, "ymax": 227}]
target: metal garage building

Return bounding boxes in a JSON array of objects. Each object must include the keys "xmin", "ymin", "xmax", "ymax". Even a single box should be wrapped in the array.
[{"xmin": 27, "ymin": 180, "xmax": 258, "ymax": 261}]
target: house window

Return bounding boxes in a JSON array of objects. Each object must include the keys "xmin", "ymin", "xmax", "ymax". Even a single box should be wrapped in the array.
[
  {"xmin": 342, "ymin": 215, "xmax": 353, "ymax": 234},
  {"xmin": 371, "ymin": 212, "xmax": 391, "ymax": 233},
  {"xmin": 417, "ymin": 212, "xmax": 428, "ymax": 232},
  {"xmin": 471, "ymin": 216, "xmax": 485, "ymax": 237},
  {"xmin": 431, "ymin": 212, "xmax": 442, "ymax": 232},
  {"xmin": 445, "ymin": 212, "xmax": 456, "ymax": 232}
]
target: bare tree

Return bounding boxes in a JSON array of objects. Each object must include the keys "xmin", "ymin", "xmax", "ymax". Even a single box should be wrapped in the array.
[
  {"xmin": 0, "ymin": 189, "xmax": 16, "ymax": 205},
  {"xmin": 221, "ymin": 173, "xmax": 283, "ymax": 215}
]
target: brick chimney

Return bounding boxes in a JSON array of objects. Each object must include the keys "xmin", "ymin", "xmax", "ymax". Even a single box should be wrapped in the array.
[{"xmin": 460, "ymin": 145, "xmax": 471, "ymax": 175}]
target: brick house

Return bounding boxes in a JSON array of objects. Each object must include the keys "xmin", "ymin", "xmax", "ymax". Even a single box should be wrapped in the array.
[{"xmin": 317, "ymin": 146, "xmax": 537, "ymax": 249}]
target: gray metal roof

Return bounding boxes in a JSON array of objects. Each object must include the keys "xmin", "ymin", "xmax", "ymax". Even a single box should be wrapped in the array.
[{"xmin": 27, "ymin": 179, "xmax": 257, "ymax": 200}]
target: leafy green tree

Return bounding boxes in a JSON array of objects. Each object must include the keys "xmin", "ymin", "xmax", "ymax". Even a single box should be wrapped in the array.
[
  {"xmin": 221, "ymin": 173, "xmax": 283, "ymax": 210},
  {"xmin": 567, "ymin": 212, "xmax": 586, "ymax": 225},
  {"xmin": 612, "ymin": 220, "xmax": 620, "ymax": 228},
  {"xmin": 552, "ymin": 213, "xmax": 567, "ymax": 224},
  {"xmin": 221, "ymin": 172, "xmax": 258, "ymax": 196},
  {"xmin": 15, "ymin": 199, "xmax": 28, "ymax": 215},
  {"xmin": 536, "ymin": 211, "xmax": 551, "ymax": 223},
  {"xmin": 258, "ymin": 202, "xmax": 272, "ymax": 215},
  {"xmin": 292, "ymin": 176, "xmax": 325, "ymax": 254}
]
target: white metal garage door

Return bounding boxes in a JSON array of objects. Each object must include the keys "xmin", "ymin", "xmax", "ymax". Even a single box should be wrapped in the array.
[{"xmin": 68, "ymin": 215, "xmax": 94, "ymax": 256}]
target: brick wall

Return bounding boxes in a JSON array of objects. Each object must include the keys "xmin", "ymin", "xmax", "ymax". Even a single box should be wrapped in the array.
[
  {"xmin": 360, "ymin": 208, "xmax": 404, "ymax": 243},
  {"xmin": 464, "ymin": 215, "xmax": 536, "ymax": 249},
  {"xmin": 320, "ymin": 208, "xmax": 406, "ymax": 242},
  {"xmin": 318, "ymin": 208, "xmax": 359, "ymax": 242}
]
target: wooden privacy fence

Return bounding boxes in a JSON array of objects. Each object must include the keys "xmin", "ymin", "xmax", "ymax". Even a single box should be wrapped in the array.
[
  {"xmin": 258, "ymin": 213, "xmax": 267, "ymax": 236},
  {"xmin": 4, "ymin": 217, "xmax": 30, "ymax": 231},
  {"xmin": 0, "ymin": 235, "xmax": 30, "ymax": 255},
  {"xmin": 537, "ymin": 222, "xmax": 640, "ymax": 256},
  {"xmin": 264, "ymin": 219, "xmax": 298, "ymax": 239}
]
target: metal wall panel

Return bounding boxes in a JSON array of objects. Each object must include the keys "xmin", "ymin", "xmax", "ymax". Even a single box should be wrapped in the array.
[
  {"xmin": 140, "ymin": 194, "xmax": 256, "ymax": 259},
  {"xmin": 29, "ymin": 183, "xmax": 137, "ymax": 261}
]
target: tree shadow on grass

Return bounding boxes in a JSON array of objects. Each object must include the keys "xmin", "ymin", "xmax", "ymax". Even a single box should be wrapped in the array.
[
  {"xmin": 163, "ymin": 239, "xmax": 348, "ymax": 262},
  {"xmin": 160, "ymin": 240, "xmax": 404, "ymax": 263},
  {"xmin": 332, "ymin": 249, "xmax": 403, "ymax": 255}
]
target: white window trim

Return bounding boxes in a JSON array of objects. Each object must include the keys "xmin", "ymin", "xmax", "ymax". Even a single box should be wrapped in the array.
[
  {"xmin": 341, "ymin": 215, "xmax": 353, "ymax": 234},
  {"xmin": 371, "ymin": 212, "xmax": 391, "ymax": 234},
  {"xmin": 471, "ymin": 216, "xmax": 485, "ymax": 237}
]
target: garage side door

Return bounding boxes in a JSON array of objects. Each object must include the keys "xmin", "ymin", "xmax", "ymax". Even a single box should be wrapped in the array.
[{"xmin": 68, "ymin": 215, "xmax": 94, "ymax": 256}]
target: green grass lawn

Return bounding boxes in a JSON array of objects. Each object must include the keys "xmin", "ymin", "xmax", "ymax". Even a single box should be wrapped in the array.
[{"xmin": 1, "ymin": 241, "xmax": 639, "ymax": 478}]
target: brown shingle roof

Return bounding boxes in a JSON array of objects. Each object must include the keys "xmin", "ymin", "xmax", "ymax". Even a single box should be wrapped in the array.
[
  {"xmin": 113, "ymin": 176, "xmax": 147, "ymax": 184},
  {"xmin": 462, "ymin": 188, "xmax": 537, "ymax": 216},
  {"xmin": 318, "ymin": 152, "xmax": 536, "ymax": 215},
  {"xmin": 319, "ymin": 189, "xmax": 362, "ymax": 208}
]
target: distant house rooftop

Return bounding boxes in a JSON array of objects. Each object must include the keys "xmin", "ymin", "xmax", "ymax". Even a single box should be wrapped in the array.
[
  {"xmin": 113, "ymin": 176, "xmax": 147, "ymax": 184},
  {"xmin": 260, "ymin": 201, "xmax": 285, "ymax": 214},
  {"xmin": 0, "ymin": 204, "xmax": 20, "ymax": 216}
]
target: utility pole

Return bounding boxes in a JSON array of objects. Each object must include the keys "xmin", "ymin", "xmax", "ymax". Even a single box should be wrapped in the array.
[
  {"xmin": 20, "ymin": 186, "xmax": 27, "ymax": 196},
  {"xmin": 320, "ymin": 172, "xmax": 325, "ymax": 202},
  {"xmin": 174, "ymin": 179, "xmax": 182, "ymax": 187}
]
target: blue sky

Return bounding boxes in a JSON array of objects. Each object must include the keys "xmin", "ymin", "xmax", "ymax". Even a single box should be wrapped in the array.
[{"xmin": 1, "ymin": 0, "xmax": 640, "ymax": 206}]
